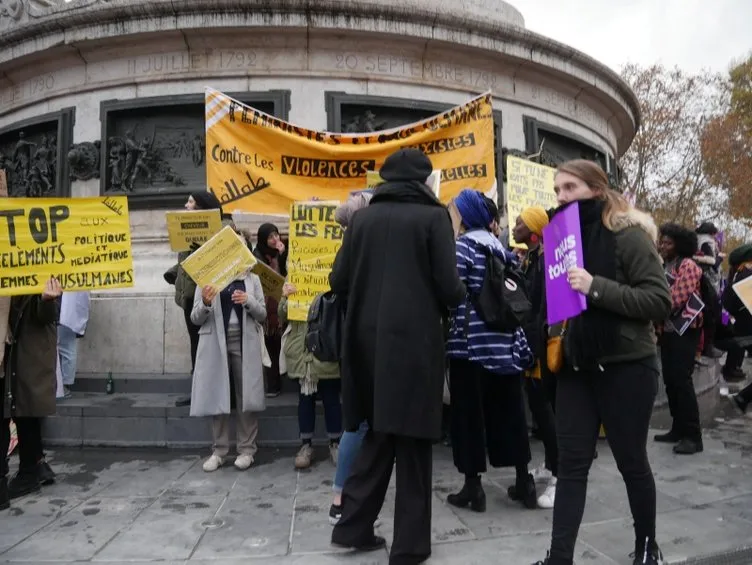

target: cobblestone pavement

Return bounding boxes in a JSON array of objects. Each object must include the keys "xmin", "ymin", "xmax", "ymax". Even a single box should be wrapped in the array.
[{"xmin": 2, "ymin": 406, "xmax": 751, "ymax": 565}]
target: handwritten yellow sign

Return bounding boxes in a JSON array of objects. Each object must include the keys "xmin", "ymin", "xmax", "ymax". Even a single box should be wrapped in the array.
[
  {"xmin": 287, "ymin": 201, "xmax": 343, "ymax": 322},
  {"xmin": 0, "ymin": 196, "xmax": 133, "ymax": 296},
  {"xmin": 505, "ymin": 156, "xmax": 558, "ymax": 248},
  {"xmin": 251, "ymin": 260, "xmax": 285, "ymax": 301},
  {"xmin": 166, "ymin": 209, "xmax": 223, "ymax": 252},
  {"xmin": 205, "ymin": 89, "xmax": 496, "ymax": 215},
  {"xmin": 180, "ymin": 226, "xmax": 256, "ymax": 291}
]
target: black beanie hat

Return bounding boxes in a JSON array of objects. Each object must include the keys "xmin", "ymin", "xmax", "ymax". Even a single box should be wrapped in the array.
[{"xmin": 379, "ymin": 148, "xmax": 433, "ymax": 182}]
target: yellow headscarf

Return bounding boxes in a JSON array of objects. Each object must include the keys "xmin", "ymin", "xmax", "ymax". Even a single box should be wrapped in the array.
[{"xmin": 520, "ymin": 206, "xmax": 549, "ymax": 237}]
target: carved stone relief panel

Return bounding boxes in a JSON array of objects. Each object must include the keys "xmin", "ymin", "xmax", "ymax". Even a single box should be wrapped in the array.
[
  {"xmin": 0, "ymin": 108, "xmax": 73, "ymax": 197},
  {"xmin": 523, "ymin": 116, "xmax": 613, "ymax": 184},
  {"xmin": 100, "ymin": 92, "xmax": 289, "ymax": 209}
]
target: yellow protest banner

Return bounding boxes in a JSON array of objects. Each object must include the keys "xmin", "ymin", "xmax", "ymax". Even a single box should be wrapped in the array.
[
  {"xmin": 180, "ymin": 225, "xmax": 256, "ymax": 291},
  {"xmin": 205, "ymin": 89, "xmax": 496, "ymax": 215},
  {"xmin": 505, "ymin": 156, "xmax": 558, "ymax": 248},
  {"xmin": 0, "ymin": 196, "xmax": 133, "ymax": 296},
  {"xmin": 251, "ymin": 260, "xmax": 285, "ymax": 301},
  {"xmin": 166, "ymin": 209, "xmax": 223, "ymax": 252},
  {"xmin": 287, "ymin": 201, "xmax": 343, "ymax": 322}
]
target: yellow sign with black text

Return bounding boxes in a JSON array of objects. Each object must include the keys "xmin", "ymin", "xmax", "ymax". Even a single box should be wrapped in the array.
[
  {"xmin": 0, "ymin": 197, "xmax": 133, "ymax": 296},
  {"xmin": 286, "ymin": 201, "xmax": 342, "ymax": 322},
  {"xmin": 205, "ymin": 88, "xmax": 496, "ymax": 215},
  {"xmin": 180, "ymin": 225, "xmax": 256, "ymax": 292},
  {"xmin": 166, "ymin": 209, "xmax": 223, "ymax": 252},
  {"xmin": 251, "ymin": 260, "xmax": 285, "ymax": 301},
  {"xmin": 505, "ymin": 156, "xmax": 558, "ymax": 248}
]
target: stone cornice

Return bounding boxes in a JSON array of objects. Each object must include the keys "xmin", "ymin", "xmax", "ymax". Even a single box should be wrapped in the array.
[{"xmin": 0, "ymin": 0, "xmax": 639, "ymax": 152}]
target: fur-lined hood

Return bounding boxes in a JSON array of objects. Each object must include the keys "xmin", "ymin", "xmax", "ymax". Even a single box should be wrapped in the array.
[{"xmin": 611, "ymin": 207, "xmax": 659, "ymax": 243}]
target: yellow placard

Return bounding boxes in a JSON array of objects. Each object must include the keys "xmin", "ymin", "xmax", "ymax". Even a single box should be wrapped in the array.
[
  {"xmin": 366, "ymin": 171, "xmax": 383, "ymax": 188},
  {"xmin": 287, "ymin": 201, "xmax": 343, "ymax": 322},
  {"xmin": 251, "ymin": 260, "xmax": 285, "ymax": 301},
  {"xmin": 180, "ymin": 225, "xmax": 256, "ymax": 291},
  {"xmin": 733, "ymin": 276, "xmax": 752, "ymax": 313},
  {"xmin": 505, "ymin": 156, "xmax": 558, "ymax": 248},
  {"xmin": 0, "ymin": 196, "xmax": 134, "ymax": 296},
  {"xmin": 166, "ymin": 209, "xmax": 223, "ymax": 252},
  {"xmin": 205, "ymin": 89, "xmax": 496, "ymax": 215}
]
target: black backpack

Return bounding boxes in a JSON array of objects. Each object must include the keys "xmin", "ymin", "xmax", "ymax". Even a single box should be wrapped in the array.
[
  {"xmin": 304, "ymin": 291, "xmax": 344, "ymax": 363},
  {"xmin": 698, "ymin": 270, "xmax": 721, "ymax": 329},
  {"xmin": 471, "ymin": 247, "xmax": 532, "ymax": 332}
]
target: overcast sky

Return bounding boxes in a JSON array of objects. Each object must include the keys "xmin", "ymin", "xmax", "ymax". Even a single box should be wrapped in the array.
[{"xmin": 519, "ymin": 0, "xmax": 750, "ymax": 74}]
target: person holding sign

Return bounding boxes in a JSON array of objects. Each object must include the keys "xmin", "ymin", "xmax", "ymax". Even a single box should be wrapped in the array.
[
  {"xmin": 189, "ymin": 271, "xmax": 267, "ymax": 473},
  {"xmin": 329, "ymin": 148, "xmax": 465, "ymax": 563},
  {"xmin": 446, "ymin": 189, "xmax": 536, "ymax": 514},
  {"xmin": 531, "ymin": 160, "xmax": 671, "ymax": 565},
  {"xmin": 513, "ymin": 206, "xmax": 559, "ymax": 510},
  {"xmin": 721, "ymin": 243, "xmax": 752, "ymax": 379},
  {"xmin": 1, "ymin": 277, "xmax": 62, "ymax": 511},
  {"xmin": 164, "ymin": 190, "xmax": 225, "ymax": 408},
  {"xmin": 253, "ymin": 223, "xmax": 288, "ymax": 398},
  {"xmin": 655, "ymin": 224, "xmax": 705, "ymax": 456}
]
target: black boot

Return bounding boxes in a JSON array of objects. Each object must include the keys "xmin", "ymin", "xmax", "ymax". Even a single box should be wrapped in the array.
[
  {"xmin": 37, "ymin": 460, "xmax": 56, "ymax": 486},
  {"xmin": 673, "ymin": 438, "xmax": 703, "ymax": 455},
  {"xmin": 507, "ymin": 473, "xmax": 537, "ymax": 509},
  {"xmin": 633, "ymin": 537, "xmax": 664, "ymax": 564},
  {"xmin": 8, "ymin": 469, "xmax": 41, "ymax": 500},
  {"xmin": 0, "ymin": 476, "xmax": 9, "ymax": 511},
  {"xmin": 447, "ymin": 476, "xmax": 486, "ymax": 512}
]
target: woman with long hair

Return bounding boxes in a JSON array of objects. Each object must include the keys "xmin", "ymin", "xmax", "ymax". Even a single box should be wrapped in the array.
[{"xmin": 531, "ymin": 160, "xmax": 671, "ymax": 565}]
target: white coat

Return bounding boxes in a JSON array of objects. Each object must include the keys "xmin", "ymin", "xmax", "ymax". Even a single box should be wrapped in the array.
[{"xmin": 189, "ymin": 274, "xmax": 267, "ymax": 417}]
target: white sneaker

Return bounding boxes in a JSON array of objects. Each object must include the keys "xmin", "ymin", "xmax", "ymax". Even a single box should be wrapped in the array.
[
  {"xmin": 537, "ymin": 478, "xmax": 557, "ymax": 509},
  {"xmin": 531, "ymin": 462, "xmax": 552, "ymax": 482},
  {"xmin": 329, "ymin": 443, "xmax": 339, "ymax": 466},
  {"xmin": 203, "ymin": 454, "xmax": 225, "ymax": 472},
  {"xmin": 234, "ymin": 454, "xmax": 254, "ymax": 470}
]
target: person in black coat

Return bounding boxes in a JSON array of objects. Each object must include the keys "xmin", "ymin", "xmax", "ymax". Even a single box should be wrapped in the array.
[{"xmin": 329, "ymin": 148, "xmax": 465, "ymax": 565}]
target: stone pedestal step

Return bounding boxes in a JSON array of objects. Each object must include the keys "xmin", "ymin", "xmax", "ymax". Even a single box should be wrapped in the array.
[{"xmin": 44, "ymin": 392, "xmax": 328, "ymax": 449}]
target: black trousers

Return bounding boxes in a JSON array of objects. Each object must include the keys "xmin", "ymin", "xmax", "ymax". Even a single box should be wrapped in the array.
[
  {"xmin": 526, "ymin": 377, "xmax": 558, "ymax": 476},
  {"xmin": 660, "ymin": 330, "xmax": 702, "ymax": 441},
  {"xmin": 0, "ymin": 407, "xmax": 43, "ymax": 478},
  {"xmin": 14, "ymin": 417, "xmax": 43, "ymax": 471},
  {"xmin": 449, "ymin": 359, "xmax": 530, "ymax": 474},
  {"xmin": 332, "ymin": 430, "xmax": 432, "ymax": 565},
  {"xmin": 183, "ymin": 299, "xmax": 200, "ymax": 371},
  {"xmin": 549, "ymin": 358, "xmax": 658, "ymax": 565}
]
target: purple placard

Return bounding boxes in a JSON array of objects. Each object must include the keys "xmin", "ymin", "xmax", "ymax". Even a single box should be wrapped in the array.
[{"xmin": 543, "ymin": 202, "xmax": 588, "ymax": 325}]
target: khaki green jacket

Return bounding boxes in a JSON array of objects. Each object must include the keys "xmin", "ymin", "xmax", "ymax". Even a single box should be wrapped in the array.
[
  {"xmin": 579, "ymin": 207, "xmax": 672, "ymax": 366},
  {"xmin": 279, "ymin": 297, "xmax": 340, "ymax": 381}
]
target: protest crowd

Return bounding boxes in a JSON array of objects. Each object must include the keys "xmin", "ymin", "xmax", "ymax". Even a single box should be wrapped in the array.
[{"xmin": 2, "ymin": 142, "xmax": 752, "ymax": 565}]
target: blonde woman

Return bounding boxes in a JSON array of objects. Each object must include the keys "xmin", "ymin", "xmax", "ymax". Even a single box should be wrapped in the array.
[
  {"xmin": 532, "ymin": 160, "xmax": 671, "ymax": 565},
  {"xmin": 190, "ymin": 272, "xmax": 267, "ymax": 472}
]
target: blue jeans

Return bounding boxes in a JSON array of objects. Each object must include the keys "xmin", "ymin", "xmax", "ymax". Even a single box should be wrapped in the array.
[
  {"xmin": 57, "ymin": 324, "xmax": 79, "ymax": 386},
  {"xmin": 298, "ymin": 379, "xmax": 342, "ymax": 441},
  {"xmin": 333, "ymin": 420, "xmax": 369, "ymax": 494}
]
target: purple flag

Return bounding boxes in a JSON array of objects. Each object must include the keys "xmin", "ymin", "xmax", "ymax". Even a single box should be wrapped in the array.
[{"xmin": 543, "ymin": 203, "xmax": 588, "ymax": 325}]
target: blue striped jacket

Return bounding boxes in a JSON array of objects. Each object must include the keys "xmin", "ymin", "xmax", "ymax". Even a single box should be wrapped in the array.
[{"xmin": 446, "ymin": 230, "xmax": 534, "ymax": 375}]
